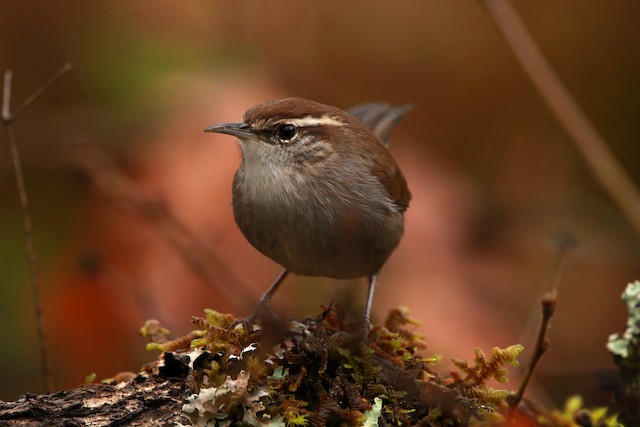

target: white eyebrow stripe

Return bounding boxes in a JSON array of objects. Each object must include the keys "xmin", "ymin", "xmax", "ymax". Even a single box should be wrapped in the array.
[{"xmin": 285, "ymin": 116, "xmax": 346, "ymax": 128}]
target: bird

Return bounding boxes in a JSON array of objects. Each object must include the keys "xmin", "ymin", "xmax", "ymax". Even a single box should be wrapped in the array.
[{"xmin": 204, "ymin": 97, "xmax": 411, "ymax": 331}]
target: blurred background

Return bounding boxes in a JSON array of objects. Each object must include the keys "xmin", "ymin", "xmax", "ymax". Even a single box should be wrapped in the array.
[{"xmin": 1, "ymin": 0, "xmax": 639, "ymax": 409}]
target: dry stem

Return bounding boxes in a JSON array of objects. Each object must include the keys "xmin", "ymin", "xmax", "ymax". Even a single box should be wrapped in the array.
[
  {"xmin": 1, "ymin": 63, "xmax": 71, "ymax": 392},
  {"xmin": 72, "ymin": 140, "xmax": 254, "ymax": 310},
  {"xmin": 509, "ymin": 233, "xmax": 576, "ymax": 408},
  {"xmin": 480, "ymin": 0, "xmax": 640, "ymax": 237}
]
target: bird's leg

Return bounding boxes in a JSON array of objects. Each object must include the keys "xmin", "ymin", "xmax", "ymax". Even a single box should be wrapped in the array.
[
  {"xmin": 230, "ymin": 269, "xmax": 290, "ymax": 331},
  {"xmin": 256, "ymin": 268, "xmax": 290, "ymax": 310},
  {"xmin": 363, "ymin": 274, "xmax": 379, "ymax": 334}
]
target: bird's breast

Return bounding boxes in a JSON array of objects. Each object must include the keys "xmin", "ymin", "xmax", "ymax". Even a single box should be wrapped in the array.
[{"xmin": 231, "ymin": 162, "xmax": 404, "ymax": 279}]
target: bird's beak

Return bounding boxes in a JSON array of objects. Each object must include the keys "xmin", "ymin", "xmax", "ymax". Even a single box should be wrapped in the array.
[{"xmin": 204, "ymin": 122, "xmax": 257, "ymax": 140}]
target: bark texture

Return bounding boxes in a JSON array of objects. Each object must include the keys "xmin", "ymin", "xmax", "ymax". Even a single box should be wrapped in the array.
[{"xmin": 0, "ymin": 376, "xmax": 187, "ymax": 427}]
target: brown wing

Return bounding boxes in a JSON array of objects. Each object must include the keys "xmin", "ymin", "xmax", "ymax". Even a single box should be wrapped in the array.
[
  {"xmin": 371, "ymin": 157, "xmax": 411, "ymax": 213},
  {"xmin": 347, "ymin": 103, "xmax": 412, "ymax": 212}
]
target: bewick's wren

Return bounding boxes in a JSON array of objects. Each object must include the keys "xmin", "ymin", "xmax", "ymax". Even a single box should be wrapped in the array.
[{"xmin": 205, "ymin": 97, "xmax": 411, "ymax": 329}]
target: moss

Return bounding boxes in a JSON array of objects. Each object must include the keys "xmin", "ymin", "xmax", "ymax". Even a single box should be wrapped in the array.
[{"xmin": 140, "ymin": 306, "xmax": 529, "ymax": 426}]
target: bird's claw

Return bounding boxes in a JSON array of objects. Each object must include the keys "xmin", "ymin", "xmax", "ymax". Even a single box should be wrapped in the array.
[{"xmin": 227, "ymin": 302, "xmax": 281, "ymax": 334}]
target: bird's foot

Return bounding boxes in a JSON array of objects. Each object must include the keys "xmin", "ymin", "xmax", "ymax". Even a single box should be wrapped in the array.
[{"xmin": 228, "ymin": 302, "xmax": 283, "ymax": 334}]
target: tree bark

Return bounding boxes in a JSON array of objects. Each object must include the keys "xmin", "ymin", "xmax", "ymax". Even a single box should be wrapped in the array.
[{"xmin": 0, "ymin": 376, "xmax": 187, "ymax": 427}]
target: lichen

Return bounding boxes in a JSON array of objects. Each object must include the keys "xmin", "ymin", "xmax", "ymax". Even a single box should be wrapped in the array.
[
  {"xmin": 606, "ymin": 280, "xmax": 640, "ymax": 425},
  {"xmin": 607, "ymin": 280, "xmax": 640, "ymax": 359}
]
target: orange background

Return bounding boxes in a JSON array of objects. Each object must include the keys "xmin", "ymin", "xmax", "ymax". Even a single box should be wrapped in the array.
[{"xmin": 1, "ymin": 1, "xmax": 639, "ymax": 409}]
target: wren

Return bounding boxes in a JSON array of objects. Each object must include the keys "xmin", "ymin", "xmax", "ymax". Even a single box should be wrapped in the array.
[{"xmin": 205, "ymin": 97, "xmax": 411, "ymax": 330}]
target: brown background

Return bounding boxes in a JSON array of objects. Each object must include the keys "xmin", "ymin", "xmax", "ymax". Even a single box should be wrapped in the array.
[{"xmin": 1, "ymin": 1, "xmax": 639, "ymax": 408}]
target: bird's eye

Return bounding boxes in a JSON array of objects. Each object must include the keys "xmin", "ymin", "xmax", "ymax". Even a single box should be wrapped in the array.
[{"xmin": 276, "ymin": 124, "xmax": 297, "ymax": 141}]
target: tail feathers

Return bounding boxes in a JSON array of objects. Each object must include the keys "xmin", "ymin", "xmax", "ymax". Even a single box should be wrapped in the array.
[{"xmin": 348, "ymin": 102, "xmax": 412, "ymax": 147}]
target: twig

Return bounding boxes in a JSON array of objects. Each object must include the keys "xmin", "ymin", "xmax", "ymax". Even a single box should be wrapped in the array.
[
  {"xmin": 71, "ymin": 140, "xmax": 254, "ymax": 310},
  {"xmin": 5, "ymin": 63, "xmax": 72, "ymax": 122},
  {"xmin": 1, "ymin": 63, "xmax": 70, "ymax": 393},
  {"xmin": 479, "ymin": 0, "xmax": 640, "ymax": 237},
  {"xmin": 509, "ymin": 232, "xmax": 577, "ymax": 409}
]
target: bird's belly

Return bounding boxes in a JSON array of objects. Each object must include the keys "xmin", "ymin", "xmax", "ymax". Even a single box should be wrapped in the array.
[{"xmin": 232, "ymin": 196, "xmax": 403, "ymax": 279}]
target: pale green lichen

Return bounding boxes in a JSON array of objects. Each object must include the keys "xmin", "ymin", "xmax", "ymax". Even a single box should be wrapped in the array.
[
  {"xmin": 607, "ymin": 280, "xmax": 640, "ymax": 358},
  {"xmin": 360, "ymin": 397, "xmax": 382, "ymax": 427},
  {"xmin": 179, "ymin": 370, "xmax": 274, "ymax": 427}
]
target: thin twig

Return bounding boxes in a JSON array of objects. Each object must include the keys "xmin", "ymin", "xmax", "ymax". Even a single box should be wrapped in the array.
[
  {"xmin": 509, "ymin": 232, "xmax": 577, "ymax": 409},
  {"xmin": 1, "ymin": 64, "xmax": 70, "ymax": 393},
  {"xmin": 479, "ymin": 0, "xmax": 640, "ymax": 237},
  {"xmin": 2, "ymin": 70, "xmax": 12, "ymax": 120},
  {"xmin": 6, "ymin": 63, "xmax": 71, "ymax": 122},
  {"xmin": 71, "ymin": 140, "xmax": 254, "ymax": 311}
]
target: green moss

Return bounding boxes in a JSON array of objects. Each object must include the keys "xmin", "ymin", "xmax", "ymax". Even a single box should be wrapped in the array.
[{"xmin": 141, "ymin": 307, "xmax": 527, "ymax": 426}]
